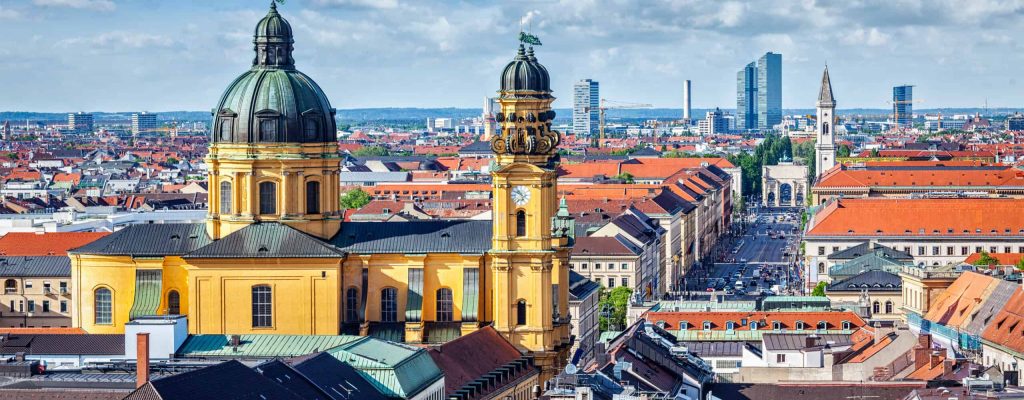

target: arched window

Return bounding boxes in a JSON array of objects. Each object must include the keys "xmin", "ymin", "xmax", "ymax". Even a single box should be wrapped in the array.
[
  {"xmin": 872, "ymin": 301, "xmax": 881, "ymax": 314},
  {"xmin": 345, "ymin": 287, "xmax": 359, "ymax": 322},
  {"xmin": 219, "ymin": 181, "xmax": 232, "ymax": 215},
  {"xmin": 167, "ymin": 290, "xmax": 180, "ymax": 315},
  {"xmin": 381, "ymin": 288, "xmax": 398, "ymax": 322},
  {"xmin": 822, "ymin": 122, "xmax": 830, "ymax": 135},
  {"xmin": 818, "ymin": 321, "xmax": 828, "ymax": 330},
  {"xmin": 3, "ymin": 279, "xmax": 15, "ymax": 294},
  {"xmin": 94, "ymin": 288, "xmax": 112, "ymax": 325},
  {"xmin": 259, "ymin": 182, "xmax": 277, "ymax": 215},
  {"xmin": 515, "ymin": 210, "xmax": 527, "ymax": 237},
  {"xmin": 252, "ymin": 285, "xmax": 272, "ymax": 328},
  {"xmin": 306, "ymin": 181, "xmax": 320, "ymax": 214},
  {"xmin": 436, "ymin": 288, "xmax": 453, "ymax": 322},
  {"xmin": 885, "ymin": 300, "xmax": 894, "ymax": 314},
  {"xmin": 516, "ymin": 300, "xmax": 527, "ymax": 326}
]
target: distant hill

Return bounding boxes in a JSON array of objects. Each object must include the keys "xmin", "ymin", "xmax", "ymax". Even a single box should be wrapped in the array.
[{"xmin": 2, "ymin": 107, "xmax": 1021, "ymax": 124}]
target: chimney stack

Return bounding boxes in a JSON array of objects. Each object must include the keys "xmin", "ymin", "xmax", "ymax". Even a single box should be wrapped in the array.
[
  {"xmin": 930, "ymin": 351, "xmax": 942, "ymax": 369},
  {"xmin": 136, "ymin": 333, "xmax": 150, "ymax": 389}
]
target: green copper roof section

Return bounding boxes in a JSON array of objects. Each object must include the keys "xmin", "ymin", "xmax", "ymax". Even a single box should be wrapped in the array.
[
  {"xmin": 462, "ymin": 268, "xmax": 479, "ymax": 321},
  {"xmin": 655, "ymin": 300, "xmax": 756, "ymax": 312},
  {"xmin": 599, "ymin": 331, "xmax": 622, "ymax": 343},
  {"xmin": 129, "ymin": 269, "xmax": 162, "ymax": 319},
  {"xmin": 176, "ymin": 334, "xmax": 362, "ymax": 358},
  {"xmin": 327, "ymin": 338, "xmax": 443, "ymax": 398},
  {"xmin": 406, "ymin": 269, "xmax": 423, "ymax": 322}
]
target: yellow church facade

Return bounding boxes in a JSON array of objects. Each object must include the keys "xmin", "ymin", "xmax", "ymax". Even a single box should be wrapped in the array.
[{"xmin": 69, "ymin": 3, "xmax": 573, "ymax": 380}]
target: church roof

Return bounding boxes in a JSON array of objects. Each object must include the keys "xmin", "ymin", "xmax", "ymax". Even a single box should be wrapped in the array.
[
  {"xmin": 185, "ymin": 223, "xmax": 343, "ymax": 259},
  {"xmin": 70, "ymin": 223, "xmax": 212, "ymax": 257},
  {"xmin": 331, "ymin": 220, "xmax": 492, "ymax": 254},
  {"xmin": 817, "ymin": 66, "xmax": 835, "ymax": 106}
]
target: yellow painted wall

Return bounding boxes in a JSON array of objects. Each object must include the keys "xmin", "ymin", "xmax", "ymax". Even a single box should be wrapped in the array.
[
  {"xmin": 185, "ymin": 258, "xmax": 341, "ymax": 335},
  {"xmin": 71, "ymin": 255, "xmax": 140, "ymax": 334}
]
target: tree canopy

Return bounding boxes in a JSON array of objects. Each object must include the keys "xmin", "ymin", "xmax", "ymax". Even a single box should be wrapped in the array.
[
  {"xmin": 811, "ymin": 281, "xmax": 827, "ymax": 297},
  {"xmin": 598, "ymin": 286, "xmax": 632, "ymax": 331},
  {"xmin": 340, "ymin": 188, "xmax": 372, "ymax": 209}
]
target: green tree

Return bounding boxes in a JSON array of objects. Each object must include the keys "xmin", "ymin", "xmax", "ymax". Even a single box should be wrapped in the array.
[
  {"xmin": 340, "ymin": 188, "xmax": 372, "ymax": 209},
  {"xmin": 612, "ymin": 172, "xmax": 635, "ymax": 184},
  {"xmin": 972, "ymin": 251, "xmax": 1000, "ymax": 267},
  {"xmin": 351, "ymin": 146, "xmax": 390, "ymax": 157},
  {"xmin": 598, "ymin": 286, "xmax": 632, "ymax": 331},
  {"xmin": 837, "ymin": 144, "xmax": 851, "ymax": 157},
  {"xmin": 166, "ymin": 157, "xmax": 180, "ymax": 165},
  {"xmin": 811, "ymin": 281, "xmax": 827, "ymax": 297},
  {"xmin": 870, "ymin": 148, "xmax": 881, "ymax": 158}
]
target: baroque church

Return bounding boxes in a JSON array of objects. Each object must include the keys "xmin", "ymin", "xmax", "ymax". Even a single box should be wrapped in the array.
[{"xmin": 69, "ymin": 3, "xmax": 573, "ymax": 379}]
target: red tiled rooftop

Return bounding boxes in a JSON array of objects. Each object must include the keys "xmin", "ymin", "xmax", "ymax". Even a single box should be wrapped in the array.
[
  {"xmin": 0, "ymin": 232, "xmax": 110, "ymax": 256},
  {"xmin": 807, "ymin": 198, "xmax": 1024, "ymax": 237}
]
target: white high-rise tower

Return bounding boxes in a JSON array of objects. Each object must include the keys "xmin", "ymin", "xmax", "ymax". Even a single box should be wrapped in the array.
[
  {"xmin": 682, "ymin": 80, "xmax": 692, "ymax": 123},
  {"xmin": 815, "ymin": 66, "xmax": 836, "ymax": 180}
]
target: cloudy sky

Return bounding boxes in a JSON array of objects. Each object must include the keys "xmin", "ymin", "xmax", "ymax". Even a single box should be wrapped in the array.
[{"xmin": 1, "ymin": 0, "xmax": 1023, "ymax": 112}]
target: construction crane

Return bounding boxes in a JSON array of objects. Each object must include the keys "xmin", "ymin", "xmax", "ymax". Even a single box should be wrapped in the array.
[{"xmin": 597, "ymin": 99, "xmax": 652, "ymax": 146}]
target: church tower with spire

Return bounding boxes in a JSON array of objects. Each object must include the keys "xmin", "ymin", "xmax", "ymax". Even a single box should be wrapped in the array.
[
  {"xmin": 815, "ymin": 66, "xmax": 837, "ymax": 180},
  {"xmin": 488, "ymin": 41, "xmax": 572, "ymax": 382}
]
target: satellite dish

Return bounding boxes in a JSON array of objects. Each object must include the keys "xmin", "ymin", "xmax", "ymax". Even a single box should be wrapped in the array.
[{"xmin": 565, "ymin": 364, "xmax": 578, "ymax": 375}]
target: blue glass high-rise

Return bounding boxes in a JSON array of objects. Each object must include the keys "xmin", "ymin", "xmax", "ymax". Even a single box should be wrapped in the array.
[
  {"xmin": 893, "ymin": 85, "xmax": 913, "ymax": 128},
  {"xmin": 736, "ymin": 62, "xmax": 757, "ymax": 131},
  {"xmin": 757, "ymin": 52, "xmax": 782, "ymax": 130}
]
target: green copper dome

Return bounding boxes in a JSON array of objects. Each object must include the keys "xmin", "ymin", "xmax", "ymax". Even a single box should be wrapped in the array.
[{"xmin": 212, "ymin": 2, "xmax": 336, "ymax": 144}]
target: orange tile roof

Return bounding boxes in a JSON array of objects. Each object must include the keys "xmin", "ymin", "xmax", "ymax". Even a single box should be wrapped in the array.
[
  {"xmin": 815, "ymin": 163, "xmax": 1023, "ymax": 188},
  {"xmin": 923, "ymin": 272, "xmax": 1000, "ymax": 329},
  {"xmin": 981, "ymin": 287, "xmax": 1024, "ymax": 354},
  {"xmin": 806, "ymin": 198, "xmax": 1024, "ymax": 237},
  {"xmin": 645, "ymin": 310, "xmax": 866, "ymax": 332},
  {"xmin": 843, "ymin": 332, "xmax": 895, "ymax": 363},
  {"xmin": 964, "ymin": 252, "xmax": 1024, "ymax": 266},
  {"xmin": 0, "ymin": 232, "xmax": 110, "ymax": 256}
]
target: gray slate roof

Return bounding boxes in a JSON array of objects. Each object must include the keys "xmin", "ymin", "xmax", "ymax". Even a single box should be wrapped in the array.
[
  {"xmin": 71, "ymin": 223, "xmax": 212, "ymax": 257},
  {"xmin": 0, "ymin": 334, "xmax": 124, "ymax": 355},
  {"xmin": 0, "ymin": 256, "xmax": 70, "ymax": 277},
  {"xmin": 762, "ymin": 333, "xmax": 852, "ymax": 351},
  {"xmin": 827, "ymin": 270, "xmax": 902, "ymax": 292},
  {"xmin": 185, "ymin": 223, "xmax": 343, "ymax": 259},
  {"xmin": 827, "ymin": 242, "xmax": 912, "ymax": 261},
  {"xmin": 330, "ymin": 220, "xmax": 492, "ymax": 254},
  {"xmin": 680, "ymin": 341, "xmax": 748, "ymax": 357}
]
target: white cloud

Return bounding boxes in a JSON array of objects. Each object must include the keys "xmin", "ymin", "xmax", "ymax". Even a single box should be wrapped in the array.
[
  {"xmin": 58, "ymin": 31, "xmax": 177, "ymax": 50},
  {"xmin": 32, "ymin": 0, "xmax": 115, "ymax": 12},
  {"xmin": 0, "ymin": 6, "xmax": 20, "ymax": 19},
  {"xmin": 313, "ymin": 0, "xmax": 398, "ymax": 9},
  {"xmin": 841, "ymin": 28, "xmax": 891, "ymax": 47}
]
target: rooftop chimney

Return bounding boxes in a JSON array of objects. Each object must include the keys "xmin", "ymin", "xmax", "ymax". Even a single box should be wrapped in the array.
[{"xmin": 136, "ymin": 333, "xmax": 150, "ymax": 389}]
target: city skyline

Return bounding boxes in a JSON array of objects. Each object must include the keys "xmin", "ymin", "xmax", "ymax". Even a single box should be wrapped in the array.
[{"xmin": 2, "ymin": 0, "xmax": 1024, "ymax": 112}]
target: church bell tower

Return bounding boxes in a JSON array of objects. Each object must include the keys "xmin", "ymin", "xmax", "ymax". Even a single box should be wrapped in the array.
[
  {"xmin": 815, "ymin": 66, "xmax": 837, "ymax": 180},
  {"xmin": 489, "ymin": 42, "xmax": 572, "ymax": 383}
]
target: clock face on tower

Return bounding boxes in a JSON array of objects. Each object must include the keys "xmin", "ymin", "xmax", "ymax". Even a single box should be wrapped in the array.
[{"xmin": 511, "ymin": 185, "xmax": 531, "ymax": 206}]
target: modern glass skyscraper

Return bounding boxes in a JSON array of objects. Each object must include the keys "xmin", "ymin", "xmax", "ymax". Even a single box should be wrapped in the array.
[
  {"xmin": 573, "ymin": 79, "xmax": 599, "ymax": 135},
  {"xmin": 893, "ymin": 85, "xmax": 913, "ymax": 128},
  {"xmin": 736, "ymin": 62, "xmax": 757, "ymax": 131},
  {"xmin": 757, "ymin": 52, "xmax": 782, "ymax": 130},
  {"xmin": 736, "ymin": 52, "xmax": 782, "ymax": 131}
]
